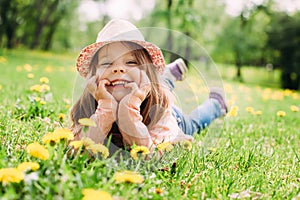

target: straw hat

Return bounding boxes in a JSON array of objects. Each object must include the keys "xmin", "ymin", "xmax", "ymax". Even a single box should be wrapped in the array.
[{"xmin": 76, "ymin": 19, "xmax": 165, "ymax": 78}]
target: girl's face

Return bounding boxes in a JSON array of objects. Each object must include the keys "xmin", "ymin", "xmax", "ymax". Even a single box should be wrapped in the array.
[{"xmin": 95, "ymin": 42, "xmax": 143, "ymax": 102}]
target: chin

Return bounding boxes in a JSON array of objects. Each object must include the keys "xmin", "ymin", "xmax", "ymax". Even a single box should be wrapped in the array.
[
  {"xmin": 112, "ymin": 93, "xmax": 128, "ymax": 102},
  {"xmin": 111, "ymin": 89, "xmax": 130, "ymax": 102}
]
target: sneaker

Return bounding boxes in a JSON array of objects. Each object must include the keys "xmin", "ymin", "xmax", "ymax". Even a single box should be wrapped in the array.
[
  {"xmin": 165, "ymin": 58, "xmax": 188, "ymax": 81},
  {"xmin": 209, "ymin": 87, "xmax": 228, "ymax": 115}
]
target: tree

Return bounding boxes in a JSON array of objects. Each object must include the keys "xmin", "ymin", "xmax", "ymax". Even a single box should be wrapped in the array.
[
  {"xmin": 0, "ymin": 0, "xmax": 21, "ymax": 48},
  {"xmin": 212, "ymin": 1, "xmax": 271, "ymax": 81},
  {"xmin": 146, "ymin": 0, "xmax": 224, "ymax": 65},
  {"xmin": 23, "ymin": 0, "xmax": 79, "ymax": 50},
  {"xmin": 0, "ymin": 0, "xmax": 79, "ymax": 50},
  {"xmin": 266, "ymin": 12, "xmax": 300, "ymax": 90}
]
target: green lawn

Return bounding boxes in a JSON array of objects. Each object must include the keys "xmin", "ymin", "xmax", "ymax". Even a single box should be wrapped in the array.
[{"xmin": 0, "ymin": 50, "xmax": 299, "ymax": 199}]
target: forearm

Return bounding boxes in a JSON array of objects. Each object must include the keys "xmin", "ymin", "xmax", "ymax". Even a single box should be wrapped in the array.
[
  {"xmin": 118, "ymin": 96, "xmax": 155, "ymax": 149},
  {"xmin": 78, "ymin": 99, "xmax": 117, "ymax": 144}
]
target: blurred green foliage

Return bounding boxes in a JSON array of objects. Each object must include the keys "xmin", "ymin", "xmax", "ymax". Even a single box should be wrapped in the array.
[{"xmin": 0, "ymin": 0, "xmax": 299, "ymax": 89}]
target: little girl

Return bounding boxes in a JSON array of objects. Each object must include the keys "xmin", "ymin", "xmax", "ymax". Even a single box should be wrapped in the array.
[{"xmin": 70, "ymin": 19, "xmax": 226, "ymax": 152}]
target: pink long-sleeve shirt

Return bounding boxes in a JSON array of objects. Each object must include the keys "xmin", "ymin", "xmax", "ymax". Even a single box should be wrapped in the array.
[{"xmin": 75, "ymin": 98, "xmax": 193, "ymax": 151}]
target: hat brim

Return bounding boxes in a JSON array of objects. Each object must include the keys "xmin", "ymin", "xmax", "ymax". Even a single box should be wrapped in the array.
[{"xmin": 76, "ymin": 40, "xmax": 165, "ymax": 78}]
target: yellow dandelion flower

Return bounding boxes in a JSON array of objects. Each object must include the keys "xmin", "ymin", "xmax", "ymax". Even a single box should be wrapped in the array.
[
  {"xmin": 276, "ymin": 111, "xmax": 286, "ymax": 117},
  {"xmin": 34, "ymin": 97, "xmax": 41, "ymax": 102},
  {"xmin": 231, "ymin": 106, "xmax": 238, "ymax": 111},
  {"xmin": 40, "ymin": 84, "xmax": 50, "ymax": 92},
  {"xmin": 30, "ymin": 84, "xmax": 42, "ymax": 92},
  {"xmin": 0, "ymin": 56, "xmax": 7, "ymax": 63},
  {"xmin": 283, "ymin": 89, "xmax": 293, "ymax": 96},
  {"xmin": 39, "ymin": 77, "xmax": 49, "ymax": 84},
  {"xmin": 155, "ymin": 188, "xmax": 163, "ymax": 194},
  {"xmin": 27, "ymin": 73, "xmax": 34, "ymax": 79},
  {"xmin": 130, "ymin": 146, "xmax": 150, "ymax": 160},
  {"xmin": 24, "ymin": 64, "xmax": 32, "ymax": 72},
  {"xmin": 292, "ymin": 93, "xmax": 299, "ymax": 100},
  {"xmin": 271, "ymin": 91, "xmax": 284, "ymax": 101},
  {"xmin": 290, "ymin": 105, "xmax": 299, "ymax": 112},
  {"xmin": 58, "ymin": 113, "xmax": 65, "ymax": 120},
  {"xmin": 42, "ymin": 128, "xmax": 74, "ymax": 144},
  {"xmin": 207, "ymin": 147, "xmax": 216, "ymax": 152},
  {"xmin": 114, "ymin": 171, "xmax": 144, "ymax": 184},
  {"xmin": 157, "ymin": 142, "xmax": 174, "ymax": 152},
  {"xmin": 180, "ymin": 140, "xmax": 192, "ymax": 151},
  {"xmin": 227, "ymin": 110, "xmax": 237, "ymax": 117},
  {"xmin": 0, "ymin": 168, "xmax": 24, "ymax": 185},
  {"xmin": 16, "ymin": 66, "xmax": 22, "ymax": 71},
  {"xmin": 78, "ymin": 118, "xmax": 97, "ymax": 127},
  {"xmin": 42, "ymin": 133, "xmax": 59, "ymax": 144},
  {"xmin": 45, "ymin": 66, "xmax": 53, "ymax": 73},
  {"xmin": 54, "ymin": 128, "xmax": 73, "ymax": 136},
  {"xmin": 262, "ymin": 93, "xmax": 270, "ymax": 101},
  {"xmin": 0, "ymin": 84, "xmax": 2, "ymax": 91},
  {"xmin": 86, "ymin": 143, "xmax": 109, "ymax": 158},
  {"xmin": 227, "ymin": 106, "xmax": 238, "ymax": 117},
  {"xmin": 26, "ymin": 143, "xmax": 49, "ymax": 160},
  {"xmin": 254, "ymin": 110, "xmax": 262, "ymax": 115},
  {"xmin": 81, "ymin": 137, "xmax": 95, "ymax": 147},
  {"xmin": 69, "ymin": 137, "xmax": 95, "ymax": 149},
  {"xmin": 69, "ymin": 140, "xmax": 84, "ymax": 149},
  {"xmin": 17, "ymin": 162, "xmax": 40, "ymax": 172},
  {"xmin": 246, "ymin": 106, "xmax": 254, "ymax": 113},
  {"xmin": 82, "ymin": 189, "xmax": 113, "ymax": 200}
]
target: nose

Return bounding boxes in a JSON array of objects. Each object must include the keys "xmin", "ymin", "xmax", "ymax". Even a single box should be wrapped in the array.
[{"xmin": 112, "ymin": 65, "xmax": 126, "ymax": 74}]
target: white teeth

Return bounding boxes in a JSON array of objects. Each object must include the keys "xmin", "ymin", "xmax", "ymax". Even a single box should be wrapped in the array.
[{"xmin": 111, "ymin": 81, "xmax": 127, "ymax": 86}]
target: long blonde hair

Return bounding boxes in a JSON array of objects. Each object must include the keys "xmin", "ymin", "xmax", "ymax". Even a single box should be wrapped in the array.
[{"xmin": 70, "ymin": 41, "xmax": 170, "ymax": 134}]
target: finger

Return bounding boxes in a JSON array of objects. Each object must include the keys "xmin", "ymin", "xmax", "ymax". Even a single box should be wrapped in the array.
[
  {"xmin": 98, "ymin": 79, "xmax": 110, "ymax": 89},
  {"xmin": 124, "ymin": 82, "xmax": 138, "ymax": 91},
  {"xmin": 93, "ymin": 79, "xmax": 115, "ymax": 101}
]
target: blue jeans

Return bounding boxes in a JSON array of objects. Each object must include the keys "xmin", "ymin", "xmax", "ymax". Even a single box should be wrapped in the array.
[
  {"xmin": 164, "ymin": 78, "xmax": 223, "ymax": 136},
  {"xmin": 172, "ymin": 99, "xmax": 222, "ymax": 135}
]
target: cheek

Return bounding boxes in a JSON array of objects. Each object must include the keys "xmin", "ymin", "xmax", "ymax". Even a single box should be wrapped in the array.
[
  {"xmin": 95, "ymin": 68, "xmax": 106, "ymax": 77},
  {"xmin": 128, "ymin": 68, "xmax": 142, "ymax": 82}
]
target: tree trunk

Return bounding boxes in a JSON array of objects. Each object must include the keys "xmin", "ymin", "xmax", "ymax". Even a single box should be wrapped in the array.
[
  {"xmin": 5, "ymin": 26, "xmax": 15, "ymax": 49},
  {"xmin": 42, "ymin": 18, "xmax": 60, "ymax": 50},
  {"xmin": 166, "ymin": 0, "xmax": 174, "ymax": 62},
  {"xmin": 183, "ymin": 0, "xmax": 194, "ymax": 65},
  {"xmin": 183, "ymin": 31, "xmax": 191, "ymax": 66},
  {"xmin": 30, "ymin": 0, "xmax": 59, "ymax": 49},
  {"xmin": 0, "ymin": 0, "xmax": 18, "ymax": 49},
  {"xmin": 235, "ymin": 51, "xmax": 243, "ymax": 82}
]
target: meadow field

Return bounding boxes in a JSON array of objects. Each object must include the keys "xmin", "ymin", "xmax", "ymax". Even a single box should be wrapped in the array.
[{"xmin": 0, "ymin": 50, "xmax": 299, "ymax": 199}]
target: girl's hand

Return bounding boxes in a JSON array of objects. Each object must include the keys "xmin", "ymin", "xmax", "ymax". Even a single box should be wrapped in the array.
[
  {"xmin": 87, "ymin": 76, "xmax": 116, "ymax": 102},
  {"xmin": 117, "ymin": 71, "xmax": 152, "ymax": 148},
  {"xmin": 123, "ymin": 70, "xmax": 151, "ymax": 102}
]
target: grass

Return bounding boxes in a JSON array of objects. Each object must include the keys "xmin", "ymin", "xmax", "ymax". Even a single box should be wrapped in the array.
[
  {"xmin": 0, "ymin": 49, "xmax": 299, "ymax": 199},
  {"xmin": 217, "ymin": 63, "xmax": 281, "ymax": 88}
]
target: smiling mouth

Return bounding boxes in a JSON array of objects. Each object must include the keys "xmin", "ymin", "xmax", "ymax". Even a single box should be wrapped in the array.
[{"xmin": 107, "ymin": 80, "xmax": 131, "ymax": 87}]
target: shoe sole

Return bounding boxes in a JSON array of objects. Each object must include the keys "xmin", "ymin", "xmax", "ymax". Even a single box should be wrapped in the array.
[{"xmin": 175, "ymin": 58, "xmax": 188, "ymax": 74}]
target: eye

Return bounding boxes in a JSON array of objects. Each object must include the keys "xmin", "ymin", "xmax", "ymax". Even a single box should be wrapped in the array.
[
  {"xmin": 100, "ymin": 62, "xmax": 111, "ymax": 67},
  {"xmin": 126, "ymin": 60, "xmax": 138, "ymax": 65}
]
